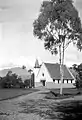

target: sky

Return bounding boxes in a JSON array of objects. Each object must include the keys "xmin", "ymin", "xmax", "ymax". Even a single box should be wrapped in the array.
[{"xmin": 0, "ymin": 0, "xmax": 82, "ymax": 69}]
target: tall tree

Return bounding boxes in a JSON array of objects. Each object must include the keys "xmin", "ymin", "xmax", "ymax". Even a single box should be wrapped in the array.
[
  {"xmin": 33, "ymin": 0, "xmax": 82, "ymax": 95},
  {"xmin": 22, "ymin": 65, "xmax": 26, "ymax": 69}
]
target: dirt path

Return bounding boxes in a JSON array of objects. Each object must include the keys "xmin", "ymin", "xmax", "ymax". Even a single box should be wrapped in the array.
[
  {"xmin": 0, "ymin": 88, "xmax": 51, "ymax": 120},
  {"xmin": 0, "ymin": 88, "xmax": 82, "ymax": 120}
]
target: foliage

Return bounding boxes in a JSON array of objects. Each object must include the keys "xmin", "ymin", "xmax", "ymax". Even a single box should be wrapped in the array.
[
  {"xmin": 33, "ymin": 0, "xmax": 82, "ymax": 54},
  {"xmin": 24, "ymin": 79, "xmax": 30, "ymax": 88},
  {"xmin": 22, "ymin": 65, "xmax": 26, "ymax": 69},
  {"xmin": 0, "ymin": 71, "xmax": 24, "ymax": 88},
  {"xmin": 72, "ymin": 63, "xmax": 82, "ymax": 88},
  {"xmin": 0, "ymin": 70, "xmax": 34, "ymax": 89},
  {"xmin": 28, "ymin": 69, "xmax": 33, "ymax": 73},
  {"xmin": 33, "ymin": 0, "xmax": 82, "ymax": 95}
]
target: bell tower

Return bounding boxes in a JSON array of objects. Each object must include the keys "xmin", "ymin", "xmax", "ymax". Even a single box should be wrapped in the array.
[
  {"xmin": 33, "ymin": 59, "xmax": 41, "ymax": 84},
  {"xmin": 34, "ymin": 59, "xmax": 40, "ymax": 68}
]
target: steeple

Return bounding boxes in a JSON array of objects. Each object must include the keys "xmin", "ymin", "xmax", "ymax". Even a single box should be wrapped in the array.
[{"xmin": 34, "ymin": 59, "xmax": 40, "ymax": 68}]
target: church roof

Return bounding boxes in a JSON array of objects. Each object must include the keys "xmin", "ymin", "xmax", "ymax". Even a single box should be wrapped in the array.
[{"xmin": 44, "ymin": 63, "xmax": 74, "ymax": 80}]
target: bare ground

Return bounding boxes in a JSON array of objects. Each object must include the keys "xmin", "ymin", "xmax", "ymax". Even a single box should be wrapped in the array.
[{"xmin": 0, "ymin": 88, "xmax": 51, "ymax": 120}]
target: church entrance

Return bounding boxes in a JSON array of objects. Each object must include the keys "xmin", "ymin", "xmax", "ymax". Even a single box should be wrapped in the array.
[{"xmin": 41, "ymin": 80, "xmax": 46, "ymax": 86}]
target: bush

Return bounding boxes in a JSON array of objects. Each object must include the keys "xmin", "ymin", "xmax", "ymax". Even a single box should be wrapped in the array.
[
  {"xmin": 0, "ymin": 71, "xmax": 24, "ymax": 88},
  {"xmin": 74, "ymin": 74, "xmax": 82, "ymax": 89},
  {"xmin": 24, "ymin": 79, "xmax": 30, "ymax": 88}
]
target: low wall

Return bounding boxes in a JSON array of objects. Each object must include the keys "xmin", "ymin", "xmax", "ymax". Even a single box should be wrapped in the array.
[
  {"xmin": 46, "ymin": 82, "xmax": 75, "ymax": 89},
  {"xmin": 35, "ymin": 82, "xmax": 43, "ymax": 87},
  {"xmin": 35, "ymin": 82, "xmax": 75, "ymax": 88}
]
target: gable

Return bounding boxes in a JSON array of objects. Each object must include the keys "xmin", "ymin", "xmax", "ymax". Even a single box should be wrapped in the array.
[{"xmin": 36, "ymin": 63, "xmax": 52, "ymax": 82}]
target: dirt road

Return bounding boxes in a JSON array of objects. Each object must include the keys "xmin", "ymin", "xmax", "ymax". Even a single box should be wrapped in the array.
[{"xmin": 0, "ymin": 88, "xmax": 51, "ymax": 120}]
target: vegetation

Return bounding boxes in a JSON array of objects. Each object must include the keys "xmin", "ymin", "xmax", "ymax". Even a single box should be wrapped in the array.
[
  {"xmin": 45, "ymin": 88, "xmax": 82, "ymax": 100},
  {"xmin": 22, "ymin": 65, "xmax": 26, "ymax": 69},
  {"xmin": 0, "ymin": 88, "xmax": 38, "ymax": 101},
  {"xmin": 71, "ymin": 63, "xmax": 82, "ymax": 88},
  {"xmin": 0, "ymin": 71, "xmax": 31, "ymax": 88},
  {"xmin": 33, "ymin": 0, "xmax": 82, "ymax": 95}
]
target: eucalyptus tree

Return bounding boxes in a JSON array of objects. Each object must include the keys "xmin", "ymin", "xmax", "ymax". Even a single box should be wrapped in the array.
[{"xmin": 33, "ymin": 0, "xmax": 82, "ymax": 95}]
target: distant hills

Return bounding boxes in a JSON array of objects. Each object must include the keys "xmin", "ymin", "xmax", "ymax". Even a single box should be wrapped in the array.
[{"xmin": 0, "ymin": 67, "xmax": 31, "ymax": 81}]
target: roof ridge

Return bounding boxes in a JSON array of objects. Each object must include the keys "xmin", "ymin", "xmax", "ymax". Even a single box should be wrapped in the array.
[
  {"xmin": 44, "ymin": 62, "xmax": 59, "ymax": 64},
  {"xmin": 44, "ymin": 62, "xmax": 66, "ymax": 66}
]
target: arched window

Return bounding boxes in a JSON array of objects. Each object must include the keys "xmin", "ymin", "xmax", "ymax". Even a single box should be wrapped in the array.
[{"xmin": 42, "ymin": 73, "xmax": 44, "ymax": 76}]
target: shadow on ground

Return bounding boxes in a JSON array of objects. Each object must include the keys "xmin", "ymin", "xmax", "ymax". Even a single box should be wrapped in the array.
[{"xmin": 18, "ymin": 93, "xmax": 82, "ymax": 120}]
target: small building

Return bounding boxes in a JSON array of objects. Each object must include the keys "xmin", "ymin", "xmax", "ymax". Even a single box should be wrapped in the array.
[{"xmin": 34, "ymin": 62, "xmax": 75, "ymax": 88}]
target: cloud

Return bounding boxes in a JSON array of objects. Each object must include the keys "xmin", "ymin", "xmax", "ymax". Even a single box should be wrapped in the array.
[
  {"xmin": 0, "ymin": 0, "xmax": 41, "ymax": 22},
  {"xmin": 0, "ymin": 56, "xmax": 37, "ymax": 70},
  {"xmin": 74, "ymin": 0, "xmax": 82, "ymax": 21},
  {"xmin": 75, "ymin": 0, "xmax": 82, "ymax": 9},
  {"xmin": 10, "ymin": 56, "xmax": 36, "ymax": 67}
]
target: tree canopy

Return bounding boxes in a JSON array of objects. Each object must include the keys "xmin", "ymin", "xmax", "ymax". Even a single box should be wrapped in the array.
[
  {"xmin": 33, "ymin": 0, "xmax": 82, "ymax": 94},
  {"xmin": 33, "ymin": 0, "xmax": 82, "ymax": 54},
  {"xmin": 0, "ymin": 71, "xmax": 23, "ymax": 88},
  {"xmin": 71, "ymin": 63, "xmax": 82, "ymax": 88}
]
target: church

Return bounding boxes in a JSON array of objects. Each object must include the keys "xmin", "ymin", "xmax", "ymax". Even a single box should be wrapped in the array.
[{"xmin": 33, "ymin": 59, "xmax": 75, "ymax": 88}]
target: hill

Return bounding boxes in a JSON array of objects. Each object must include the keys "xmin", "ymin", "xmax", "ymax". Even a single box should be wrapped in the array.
[{"xmin": 0, "ymin": 67, "xmax": 31, "ymax": 81}]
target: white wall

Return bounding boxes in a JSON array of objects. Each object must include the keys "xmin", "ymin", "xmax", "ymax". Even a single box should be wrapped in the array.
[
  {"xmin": 46, "ymin": 82, "xmax": 75, "ymax": 88},
  {"xmin": 55, "ymin": 80, "xmax": 58, "ymax": 83},
  {"xmin": 68, "ymin": 80, "xmax": 71, "ymax": 83},
  {"xmin": 36, "ymin": 63, "xmax": 52, "ymax": 82},
  {"xmin": 72, "ymin": 80, "xmax": 75, "ymax": 83},
  {"xmin": 33, "ymin": 68, "xmax": 40, "ymax": 82}
]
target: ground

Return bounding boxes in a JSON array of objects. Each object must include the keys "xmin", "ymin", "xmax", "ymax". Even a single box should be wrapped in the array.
[
  {"xmin": 0, "ymin": 87, "xmax": 82, "ymax": 120},
  {"xmin": 0, "ymin": 88, "xmax": 38, "ymax": 100}
]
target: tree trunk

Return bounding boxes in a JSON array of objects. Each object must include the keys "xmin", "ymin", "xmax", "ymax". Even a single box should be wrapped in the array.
[
  {"xmin": 62, "ymin": 41, "xmax": 65, "ymax": 65},
  {"xmin": 59, "ymin": 42, "xmax": 65, "ymax": 95},
  {"xmin": 60, "ymin": 64, "xmax": 63, "ymax": 95},
  {"xmin": 59, "ymin": 44, "xmax": 63, "ymax": 95}
]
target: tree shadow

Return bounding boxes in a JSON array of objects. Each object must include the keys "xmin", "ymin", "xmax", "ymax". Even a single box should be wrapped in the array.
[
  {"xmin": 55, "ymin": 100, "xmax": 82, "ymax": 120},
  {"xmin": 18, "ymin": 96, "xmax": 82, "ymax": 120}
]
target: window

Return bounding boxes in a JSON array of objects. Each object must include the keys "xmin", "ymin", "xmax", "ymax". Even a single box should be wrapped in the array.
[
  {"xmin": 53, "ymin": 79, "xmax": 55, "ymax": 82},
  {"xmin": 58, "ymin": 80, "xmax": 59, "ymax": 84},
  {"xmin": 42, "ymin": 73, "xmax": 44, "ymax": 76},
  {"xmin": 63, "ymin": 80, "xmax": 64, "ymax": 83},
  {"xmin": 71, "ymin": 80, "xmax": 72, "ymax": 83}
]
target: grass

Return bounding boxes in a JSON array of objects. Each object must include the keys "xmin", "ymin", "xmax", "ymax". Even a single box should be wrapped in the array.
[
  {"xmin": 45, "ymin": 88, "xmax": 82, "ymax": 99},
  {"xmin": 0, "ymin": 88, "xmax": 39, "ymax": 101}
]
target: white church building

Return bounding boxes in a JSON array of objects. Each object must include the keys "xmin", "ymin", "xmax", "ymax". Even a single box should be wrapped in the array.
[{"xmin": 33, "ymin": 59, "xmax": 75, "ymax": 88}]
